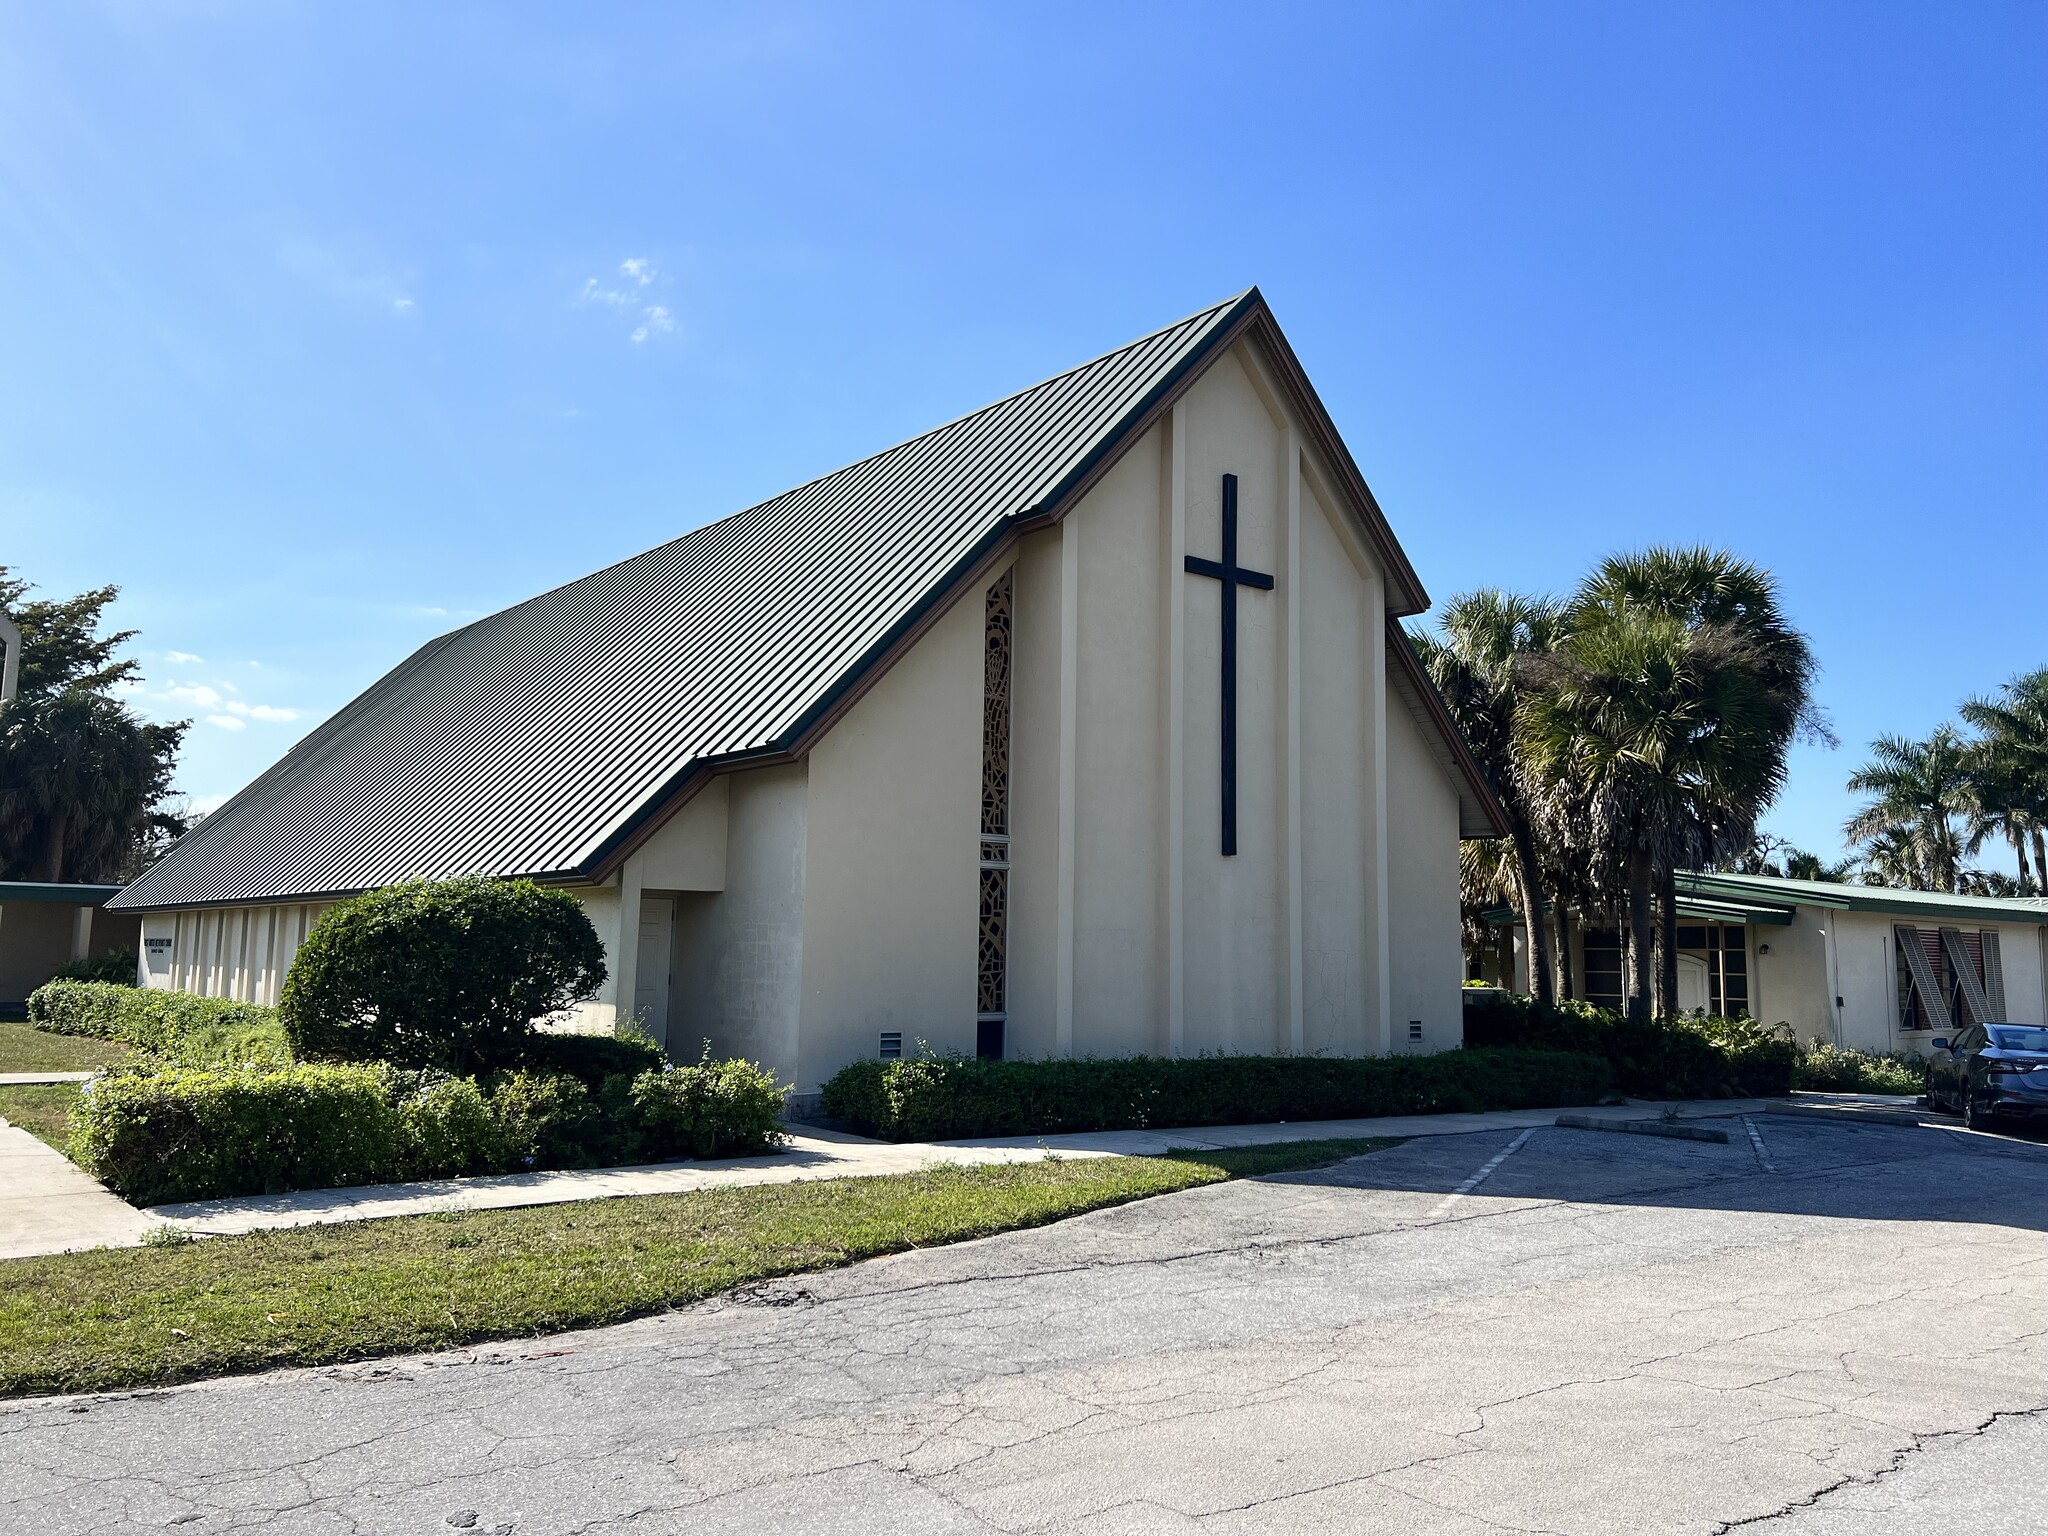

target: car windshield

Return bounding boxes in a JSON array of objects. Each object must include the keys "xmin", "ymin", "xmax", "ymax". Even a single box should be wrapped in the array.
[{"xmin": 1986, "ymin": 1025, "xmax": 2048, "ymax": 1053}]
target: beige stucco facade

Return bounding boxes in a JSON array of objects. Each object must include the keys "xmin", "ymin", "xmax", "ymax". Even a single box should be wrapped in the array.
[
  {"xmin": 137, "ymin": 333, "xmax": 1478, "ymax": 1094},
  {"xmin": 620, "ymin": 337, "xmax": 1468, "ymax": 1090}
]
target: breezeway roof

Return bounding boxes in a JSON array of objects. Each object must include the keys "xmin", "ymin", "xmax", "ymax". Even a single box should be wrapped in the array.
[
  {"xmin": 115, "ymin": 289, "xmax": 1486, "ymax": 913},
  {"xmin": 1681, "ymin": 871, "xmax": 2048, "ymax": 928},
  {"xmin": 1487, "ymin": 872, "xmax": 2048, "ymax": 932}
]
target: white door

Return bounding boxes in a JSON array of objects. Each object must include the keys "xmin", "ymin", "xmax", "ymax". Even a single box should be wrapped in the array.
[
  {"xmin": 634, "ymin": 896, "xmax": 674, "ymax": 1041},
  {"xmin": 1677, "ymin": 953, "xmax": 1710, "ymax": 1016}
]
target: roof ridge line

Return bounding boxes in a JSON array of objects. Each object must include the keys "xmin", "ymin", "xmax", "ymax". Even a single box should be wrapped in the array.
[{"xmin": 433, "ymin": 291, "xmax": 1260, "ymax": 639}]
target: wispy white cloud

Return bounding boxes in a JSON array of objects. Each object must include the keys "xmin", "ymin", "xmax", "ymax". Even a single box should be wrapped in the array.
[
  {"xmin": 392, "ymin": 297, "xmax": 416, "ymax": 315},
  {"xmin": 579, "ymin": 257, "xmax": 658, "ymax": 309},
  {"xmin": 163, "ymin": 650, "xmax": 204, "ymax": 665},
  {"xmin": 157, "ymin": 677, "xmax": 299, "ymax": 725},
  {"xmin": 580, "ymin": 258, "xmax": 677, "ymax": 345},
  {"xmin": 631, "ymin": 305, "xmax": 675, "ymax": 345}
]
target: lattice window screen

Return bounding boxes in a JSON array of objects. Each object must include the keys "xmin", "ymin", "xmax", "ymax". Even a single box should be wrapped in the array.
[{"xmin": 977, "ymin": 570, "xmax": 1013, "ymax": 1023}]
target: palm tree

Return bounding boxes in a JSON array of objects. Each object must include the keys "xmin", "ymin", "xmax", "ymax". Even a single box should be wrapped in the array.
[
  {"xmin": 1854, "ymin": 829, "xmax": 1922, "ymax": 888},
  {"xmin": 1458, "ymin": 837, "xmax": 1519, "ymax": 981},
  {"xmin": 1844, "ymin": 729, "xmax": 1974, "ymax": 892},
  {"xmin": 1781, "ymin": 848, "xmax": 1857, "ymax": 882},
  {"xmin": 1521, "ymin": 549, "xmax": 1817, "ymax": 1022},
  {"xmin": 1413, "ymin": 591, "xmax": 1566, "ymax": 1004},
  {"xmin": 1960, "ymin": 667, "xmax": 2048, "ymax": 895}
]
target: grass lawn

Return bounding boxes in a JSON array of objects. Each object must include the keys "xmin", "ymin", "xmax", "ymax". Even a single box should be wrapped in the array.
[
  {"xmin": 0, "ymin": 1084, "xmax": 82, "ymax": 1152},
  {"xmin": 0, "ymin": 1136, "xmax": 1390, "ymax": 1399},
  {"xmin": 0, "ymin": 1020, "xmax": 127, "ymax": 1074}
]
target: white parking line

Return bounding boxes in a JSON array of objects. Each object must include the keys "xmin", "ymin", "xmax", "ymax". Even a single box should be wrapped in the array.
[
  {"xmin": 1427, "ymin": 1127, "xmax": 1538, "ymax": 1219},
  {"xmin": 1743, "ymin": 1117, "xmax": 1777, "ymax": 1173}
]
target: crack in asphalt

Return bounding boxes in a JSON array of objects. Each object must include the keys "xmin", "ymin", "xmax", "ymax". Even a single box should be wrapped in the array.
[{"xmin": 1709, "ymin": 1403, "xmax": 2048, "ymax": 1531}]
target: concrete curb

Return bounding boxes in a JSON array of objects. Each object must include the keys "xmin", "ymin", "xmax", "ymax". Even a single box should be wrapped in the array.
[
  {"xmin": 1763, "ymin": 1102, "xmax": 1932, "ymax": 1128},
  {"xmin": 1554, "ymin": 1115, "xmax": 1732, "ymax": 1144}
]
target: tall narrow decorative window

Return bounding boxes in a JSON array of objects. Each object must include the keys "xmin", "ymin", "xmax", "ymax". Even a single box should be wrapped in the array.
[{"xmin": 977, "ymin": 569, "xmax": 1013, "ymax": 1060}]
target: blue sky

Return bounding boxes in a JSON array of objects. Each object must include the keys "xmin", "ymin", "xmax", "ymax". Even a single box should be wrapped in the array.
[{"xmin": 3, "ymin": 2, "xmax": 2043, "ymax": 867}]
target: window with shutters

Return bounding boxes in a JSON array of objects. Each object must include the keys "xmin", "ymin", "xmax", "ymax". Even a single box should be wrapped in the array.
[
  {"xmin": 1895, "ymin": 927, "xmax": 1994, "ymax": 1031},
  {"xmin": 976, "ymin": 569, "xmax": 1013, "ymax": 1060}
]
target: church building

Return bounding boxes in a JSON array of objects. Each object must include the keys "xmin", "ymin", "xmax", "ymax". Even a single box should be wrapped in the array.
[{"xmin": 111, "ymin": 290, "xmax": 1505, "ymax": 1096}]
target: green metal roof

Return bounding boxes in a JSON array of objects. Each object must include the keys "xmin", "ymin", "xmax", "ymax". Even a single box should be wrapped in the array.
[
  {"xmin": 0, "ymin": 882, "xmax": 124, "ymax": 906},
  {"xmin": 1479, "ymin": 873, "xmax": 2048, "ymax": 932},
  {"xmin": 1680, "ymin": 871, "xmax": 2048, "ymax": 927}
]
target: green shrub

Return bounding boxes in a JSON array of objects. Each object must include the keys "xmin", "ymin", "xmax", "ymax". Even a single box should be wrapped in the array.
[
  {"xmin": 71, "ymin": 1063, "xmax": 406, "ymax": 1207},
  {"xmin": 820, "ymin": 1047, "xmax": 1611, "ymax": 1142},
  {"xmin": 522, "ymin": 1026, "xmax": 667, "ymax": 1089},
  {"xmin": 29, "ymin": 981, "xmax": 282, "ymax": 1058},
  {"xmin": 488, "ymin": 1069, "xmax": 608, "ymax": 1170},
  {"xmin": 1461, "ymin": 991, "xmax": 1797, "ymax": 1098},
  {"xmin": 68, "ymin": 1049, "xmax": 786, "ymax": 1203},
  {"xmin": 279, "ymin": 878, "xmax": 607, "ymax": 1074},
  {"xmin": 397, "ymin": 1075, "xmax": 509, "ymax": 1179},
  {"xmin": 52, "ymin": 949, "xmax": 138, "ymax": 986},
  {"xmin": 631, "ymin": 1054, "xmax": 787, "ymax": 1160},
  {"xmin": 1795, "ymin": 1044, "xmax": 1926, "ymax": 1096}
]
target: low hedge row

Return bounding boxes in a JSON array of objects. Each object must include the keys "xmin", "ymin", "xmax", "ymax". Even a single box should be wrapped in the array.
[
  {"xmin": 27, "ymin": 980, "xmax": 668, "ymax": 1082},
  {"xmin": 30, "ymin": 980, "xmax": 280, "ymax": 1055},
  {"xmin": 71, "ymin": 1056, "xmax": 789, "ymax": 1207},
  {"xmin": 1460, "ymin": 992, "xmax": 1797, "ymax": 1098},
  {"xmin": 820, "ymin": 1047, "xmax": 1612, "ymax": 1143}
]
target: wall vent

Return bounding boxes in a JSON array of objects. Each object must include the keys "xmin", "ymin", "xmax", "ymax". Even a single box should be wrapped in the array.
[
  {"xmin": 1408, "ymin": 1021, "xmax": 1424, "ymax": 1042},
  {"xmin": 879, "ymin": 1032, "xmax": 903, "ymax": 1061}
]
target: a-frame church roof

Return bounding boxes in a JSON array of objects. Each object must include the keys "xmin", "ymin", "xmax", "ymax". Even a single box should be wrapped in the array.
[{"xmin": 114, "ymin": 290, "xmax": 1501, "ymax": 912}]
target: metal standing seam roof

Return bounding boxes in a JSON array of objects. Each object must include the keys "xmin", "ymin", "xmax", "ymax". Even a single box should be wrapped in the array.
[
  {"xmin": 1487, "ymin": 872, "xmax": 2048, "ymax": 932},
  {"xmin": 113, "ymin": 288, "xmax": 1480, "ymax": 913},
  {"xmin": 1680, "ymin": 871, "xmax": 2048, "ymax": 927}
]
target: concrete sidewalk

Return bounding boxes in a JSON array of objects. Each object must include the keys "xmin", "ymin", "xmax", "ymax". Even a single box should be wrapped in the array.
[
  {"xmin": 0, "ymin": 1121, "xmax": 161, "ymax": 1260},
  {"xmin": 0, "ymin": 1073, "xmax": 93, "ymax": 1086},
  {"xmin": 147, "ymin": 1097, "xmax": 1768, "ymax": 1241}
]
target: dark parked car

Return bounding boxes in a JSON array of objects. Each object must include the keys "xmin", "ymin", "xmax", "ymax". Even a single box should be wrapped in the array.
[{"xmin": 1926, "ymin": 1022, "xmax": 2048, "ymax": 1129}]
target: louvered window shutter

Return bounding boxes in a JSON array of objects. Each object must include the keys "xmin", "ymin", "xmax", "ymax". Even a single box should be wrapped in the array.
[
  {"xmin": 1980, "ymin": 930, "xmax": 2007, "ymax": 1018},
  {"xmin": 1940, "ymin": 927, "xmax": 1994, "ymax": 1026},
  {"xmin": 1895, "ymin": 925, "xmax": 1952, "ymax": 1032}
]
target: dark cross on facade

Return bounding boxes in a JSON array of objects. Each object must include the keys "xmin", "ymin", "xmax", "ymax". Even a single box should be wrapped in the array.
[{"xmin": 1184, "ymin": 472, "xmax": 1274, "ymax": 856}]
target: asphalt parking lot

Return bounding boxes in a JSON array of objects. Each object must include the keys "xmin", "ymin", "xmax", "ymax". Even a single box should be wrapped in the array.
[{"xmin": 5, "ymin": 1112, "xmax": 2046, "ymax": 1534}]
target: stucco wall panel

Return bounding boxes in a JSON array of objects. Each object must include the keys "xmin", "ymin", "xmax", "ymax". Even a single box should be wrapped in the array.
[
  {"xmin": 798, "ymin": 589, "xmax": 982, "ymax": 1088},
  {"xmin": 1069, "ymin": 426, "xmax": 1168, "ymax": 1057},
  {"xmin": 671, "ymin": 763, "xmax": 808, "ymax": 1075},
  {"xmin": 1005, "ymin": 528, "xmax": 1063, "ymax": 1061},
  {"xmin": 1386, "ymin": 685, "xmax": 1461, "ymax": 1054},
  {"xmin": 1297, "ymin": 479, "xmax": 1374, "ymax": 1054},
  {"xmin": 1177, "ymin": 351, "xmax": 1288, "ymax": 1055}
]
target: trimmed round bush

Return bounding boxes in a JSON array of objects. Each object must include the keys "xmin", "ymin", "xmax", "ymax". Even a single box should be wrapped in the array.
[{"xmin": 279, "ymin": 878, "xmax": 608, "ymax": 1074}]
